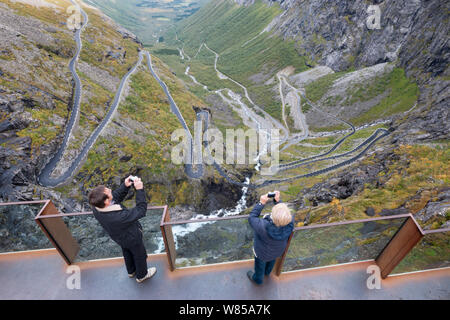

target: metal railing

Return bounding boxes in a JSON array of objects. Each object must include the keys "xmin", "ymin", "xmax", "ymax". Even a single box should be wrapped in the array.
[
  {"xmin": 0, "ymin": 200, "xmax": 167, "ymax": 264},
  {"xmin": 390, "ymin": 228, "xmax": 450, "ymax": 275},
  {"xmin": 0, "ymin": 200, "xmax": 448, "ymax": 279}
]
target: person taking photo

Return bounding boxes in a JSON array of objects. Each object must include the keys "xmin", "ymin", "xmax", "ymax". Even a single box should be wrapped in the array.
[
  {"xmin": 88, "ymin": 176, "xmax": 156, "ymax": 283},
  {"xmin": 247, "ymin": 191, "xmax": 294, "ymax": 285}
]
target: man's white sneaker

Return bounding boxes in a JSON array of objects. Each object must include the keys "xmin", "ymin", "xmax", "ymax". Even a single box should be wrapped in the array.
[{"xmin": 136, "ymin": 267, "xmax": 157, "ymax": 283}]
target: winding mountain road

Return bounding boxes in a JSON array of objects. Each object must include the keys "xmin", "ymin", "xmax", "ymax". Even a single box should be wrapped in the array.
[
  {"xmin": 144, "ymin": 51, "xmax": 203, "ymax": 179},
  {"xmin": 38, "ymin": 2, "xmax": 143, "ymax": 187},
  {"xmin": 172, "ymin": 39, "xmax": 390, "ymax": 188},
  {"xmin": 38, "ymin": 10, "xmax": 390, "ymax": 190},
  {"xmin": 203, "ymin": 43, "xmax": 289, "ymax": 143}
]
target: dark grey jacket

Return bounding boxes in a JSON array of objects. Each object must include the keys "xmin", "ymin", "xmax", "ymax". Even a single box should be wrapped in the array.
[
  {"xmin": 92, "ymin": 183, "xmax": 147, "ymax": 248},
  {"xmin": 248, "ymin": 203, "xmax": 294, "ymax": 262}
]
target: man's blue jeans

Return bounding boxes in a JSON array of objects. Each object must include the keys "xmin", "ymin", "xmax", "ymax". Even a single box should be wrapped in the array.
[{"xmin": 252, "ymin": 256, "xmax": 276, "ymax": 284}]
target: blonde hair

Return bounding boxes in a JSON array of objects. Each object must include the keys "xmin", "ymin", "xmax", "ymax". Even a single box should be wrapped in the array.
[{"xmin": 271, "ymin": 203, "xmax": 292, "ymax": 227}]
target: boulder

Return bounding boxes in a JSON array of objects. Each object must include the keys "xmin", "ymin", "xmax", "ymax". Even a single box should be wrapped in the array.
[
  {"xmin": 379, "ymin": 207, "xmax": 409, "ymax": 216},
  {"xmin": 365, "ymin": 207, "xmax": 375, "ymax": 217}
]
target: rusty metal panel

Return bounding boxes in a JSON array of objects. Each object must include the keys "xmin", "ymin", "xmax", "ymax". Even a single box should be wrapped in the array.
[
  {"xmin": 275, "ymin": 232, "xmax": 294, "ymax": 276},
  {"xmin": 375, "ymin": 216, "xmax": 424, "ymax": 279},
  {"xmin": 160, "ymin": 206, "xmax": 176, "ymax": 271},
  {"xmin": 35, "ymin": 201, "xmax": 80, "ymax": 265}
]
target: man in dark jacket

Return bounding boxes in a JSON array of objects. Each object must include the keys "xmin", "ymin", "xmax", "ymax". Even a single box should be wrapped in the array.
[
  {"xmin": 88, "ymin": 176, "xmax": 156, "ymax": 283},
  {"xmin": 247, "ymin": 191, "xmax": 294, "ymax": 285}
]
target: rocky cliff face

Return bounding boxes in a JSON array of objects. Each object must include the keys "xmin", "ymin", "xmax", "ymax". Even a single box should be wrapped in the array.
[
  {"xmin": 0, "ymin": 1, "xmax": 153, "ymax": 205},
  {"xmin": 232, "ymin": 0, "xmax": 448, "ymax": 145},
  {"xmin": 231, "ymin": 0, "xmax": 450, "ymax": 155},
  {"xmin": 0, "ymin": 0, "xmax": 247, "ymax": 215},
  {"xmin": 238, "ymin": 0, "xmax": 448, "ymax": 77},
  {"xmin": 232, "ymin": 0, "xmax": 448, "ymax": 228},
  {"xmin": 0, "ymin": 0, "xmax": 73, "ymax": 201}
]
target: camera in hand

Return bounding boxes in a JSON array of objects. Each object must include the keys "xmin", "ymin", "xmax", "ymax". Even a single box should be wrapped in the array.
[
  {"xmin": 129, "ymin": 175, "xmax": 138, "ymax": 184},
  {"xmin": 268, "ymin": 192, "xmax": 278, "ymax": 203}
]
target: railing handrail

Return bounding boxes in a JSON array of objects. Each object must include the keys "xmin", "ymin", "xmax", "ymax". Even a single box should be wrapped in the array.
[
  {"xmin": 293, "ymin": 213, "xmax": 412, "ymax": 232},
  {"xmin": 423, "ymin": 228, "xmax": 450, "ymax": 235},
  {"xmin": 0, "ymin": 200, "xmax": 48, "ymax": 206},
  {"xmin": 161, "ymin": 213, "xmax": 412, "ymax": 229},
  {"xmin": 162, "ymin": 214, "xmax": 250, "ymax": 226},
  {"xmin": 2, "ymin": 200, "xmax": 448, "ymax": 278},
  {"xmin": 1, "ymin": 201, "xmax": 414, "ymax": 230},
  {"xmin": 34, "ymin": 205, "xmax": 168, "ymax": 219}
]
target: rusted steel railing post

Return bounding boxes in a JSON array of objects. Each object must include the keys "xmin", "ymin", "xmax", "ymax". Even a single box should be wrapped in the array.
[
  {"xmin": 160, "ymin": 205, "xmax": 177, "ymax": 271},
  {"xmin": 274, "ymin": 231, "xmax": 294, "ymax": 276},
  {"xmin": 35, "ymin": 200, "xmax": 80, "ymax": 265},
  {"xmin": 375, "ymin": 215, "xmax": 424, "ymax": 279}
]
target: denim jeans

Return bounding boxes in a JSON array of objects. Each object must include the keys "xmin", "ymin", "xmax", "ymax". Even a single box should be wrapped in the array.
[{"xmin": 252, "ymin": 256, "xmax": 276, "ymax": 285}]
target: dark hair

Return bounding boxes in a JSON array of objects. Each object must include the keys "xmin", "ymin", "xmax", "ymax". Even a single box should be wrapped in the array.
[{"xmin": 88, "ymin": 185, "xmax": 108, "ymax": 208}]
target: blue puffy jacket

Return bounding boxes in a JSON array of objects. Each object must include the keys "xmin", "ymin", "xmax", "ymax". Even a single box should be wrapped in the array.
[{"xmin": 248, "ymin": 203, "xmax": 294, "ymax": 262}]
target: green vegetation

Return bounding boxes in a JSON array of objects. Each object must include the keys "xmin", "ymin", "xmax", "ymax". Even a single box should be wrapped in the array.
[
  {"xmin": 337, "ymin": 123, "xmax": 389, "ymax": 152},
  {"xmin": 393, "ymin": 231, "xmax": 450, "ymax": 274},
  {"xmin": 151, "ymin": 56, "xmax": 202, "ymax": 133},
  {"xmin": 5, "ymin": 0, "xmax": 72, "ymax": 27},
  {"xmin": 68, "ymin": 54, "xmax": 206, "ymax": 205},
  {"xmin": 0, "ymin": 49, "xmax": 15, "ymax": 61},
  {"xmin": 0, "ymin": 2, "xmax": 76, "ymax": 157},
  {"xmin": 158, "ymin": 0, "xmax": 309, "ymax": 123},
  {"xmin": 304, "ymin": 71, "xmax": 348, "ymax": 103},
  {"xmin": 188, "ymin": 59, "xmax": 244, "ymax": 94},
  {"xmin": 80, "ymin": 7, "xmax": 140, "ymax": 78},
  {"xmin": 350, "ymin": 68, "xmax": 419, "ymax": 126},
  {"xmin": 17, "ymin": 100, "xmax": 68, "ymax": 149},
  {"xmin": 86, "ymin": 0, "xmax": 210, "ymax": 45},
  {"xmin": 82, "ymin": 69, "xmax": 178, "ymax": 173},
  {"xmin": 280, "ymin": 124, "xmax": 389, "ymax": 166},
  {"xmin": 305, "ymin": 67, "xmax": 419, "ymax": 127},
  {"xmin": 153, "ymin": 48, "xmax": 180, "ymax": 56},
  {"xmin": 303, "ymin": 135, "xmax": 340, "ymax": 146},
  {"xmin": 295, "ymin": 143, "xmax": 450, "ymax": 224}
]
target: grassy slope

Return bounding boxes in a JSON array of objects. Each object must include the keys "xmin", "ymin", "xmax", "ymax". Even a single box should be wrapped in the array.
[
  {"xmin": 79, "ymin": 5, "xmax": 141, "ymax": 76},
  {"xmin": 350, "ymin": 68, "xmax": 419, "ymax": 126},
  {"xmin": 1, "ymin": 0, "xmax": 206, "ymax": 206},
  {"xmin": 295, "ymin": 143, "xmax": 449, "ymax": 225},
  {"xmin": 85, "ymin": 0, "xmax": 145, "ymax": 39},
  {"xmin": 304, "ymin": 67, "xmax": 419, "ymax": 130},
  {"xmin": 1, "ymin": 0, "xmax": 75, "ymax": 151},
  {"xmin": 87, "ymin": 0, "xmax": 210, "ymax": 45},
  {"xmin": 59, "ymin": 4, "xmax": 142, "ymax": 155},
  {"xmin": 55, "ymin": 54, "xmax": 205, "ymax": 206},
  {"xmin": 279, "ymin": 123, "xmax": 390, "ymax": 163},
  {"xmin": 161, "ymin": 0, "xmax": 309, "ymax": 122},
  {"xmin": 3, "ymin": 0, "xmax": 142, "ymax": 152}
]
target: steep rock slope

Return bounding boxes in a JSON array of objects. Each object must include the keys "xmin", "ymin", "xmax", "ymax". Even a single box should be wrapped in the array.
[
  {"xmin": 242, "ymin": 0, "xmax": 449, "ymax": 230},
  {"xmin": 0, "ymin": 0, "xmax": 245, "ymax": 213},
  {"xmin": 233, "ymin": 0, "xmax": 449, "ymax": 139},
  {"xmin": 165, "ymin": 0, "xmax": 449, "ymax": 230}
]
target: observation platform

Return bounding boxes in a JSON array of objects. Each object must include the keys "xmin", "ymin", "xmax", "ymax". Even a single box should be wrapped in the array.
[
  {"xmin": 1, "ymin": 249, "xmax": 449, "ymax": 300},
  {"xmin": 1, "ymin": 200, "xmax": 449, "ymax": 300}
]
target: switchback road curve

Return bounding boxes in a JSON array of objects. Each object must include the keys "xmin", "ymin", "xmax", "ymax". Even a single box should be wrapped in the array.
[{"xmin": 38, "ymin": 3, "xmax": 143, "ymax": 187}]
